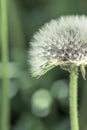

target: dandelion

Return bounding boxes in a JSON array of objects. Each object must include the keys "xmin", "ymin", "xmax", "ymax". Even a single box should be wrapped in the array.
[
  {"xmin": 28, "ymin": 15, "xmax": 87, "ymax": 130},
  {"xmin": 28, "ymin": 15, "xmax": 87, "ymax": 78}
]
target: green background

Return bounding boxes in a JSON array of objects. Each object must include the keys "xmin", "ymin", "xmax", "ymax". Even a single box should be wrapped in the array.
[{"xmin": 1, "ymin": 0, "xmax": 87, "ymax": 130}]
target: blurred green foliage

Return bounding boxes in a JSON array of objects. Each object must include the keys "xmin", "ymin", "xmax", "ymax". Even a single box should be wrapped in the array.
[{"xmin": 1, "ymin": 0, "xmax": 87, "ymax": 130}]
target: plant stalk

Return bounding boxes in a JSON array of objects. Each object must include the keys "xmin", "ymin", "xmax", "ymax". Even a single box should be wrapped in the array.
[
  {"xmin": 70, "ymin": 66, "xmax": 79, "ymax": 130},
  {"xmin": 1, "ymin": 0, "xmax": 10, "ymax": 130}
]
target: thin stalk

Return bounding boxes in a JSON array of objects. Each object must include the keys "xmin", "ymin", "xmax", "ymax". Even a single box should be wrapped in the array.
[
  {"xmin": 70, "ymin": 66, "xmax": 79, "ymax": 130},
  {"xmin": 1, "ymin": 0, "xmax": 10, "ymax": 130}
]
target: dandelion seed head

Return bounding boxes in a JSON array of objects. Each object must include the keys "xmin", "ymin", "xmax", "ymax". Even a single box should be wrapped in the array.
[{"xmin": 28, "ymin": 15, "xmax": 87, "ymax": 77}]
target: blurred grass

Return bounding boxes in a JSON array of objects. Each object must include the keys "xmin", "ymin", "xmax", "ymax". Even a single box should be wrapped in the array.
[{"xmin": 1, "ymin": 0, "xmax": 10, "ymax": 130}]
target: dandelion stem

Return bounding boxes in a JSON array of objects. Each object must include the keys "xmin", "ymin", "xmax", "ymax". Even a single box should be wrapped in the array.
[
  {"xmin": 70, "ymin": 66, "xmax": 79, "ymax": 130},
  {"xmin": 1, "ymin": 0, "xmax": 10, "ymax": 130}
]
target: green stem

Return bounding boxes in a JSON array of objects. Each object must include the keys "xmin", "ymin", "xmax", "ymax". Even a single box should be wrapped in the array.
[
  {"xmin": 70, "ymin": 66, "xmax": 79, "ymax": 130},
  {"xmin": 1, "ymin": 0, "xmax": 10, "ymax": 130}
]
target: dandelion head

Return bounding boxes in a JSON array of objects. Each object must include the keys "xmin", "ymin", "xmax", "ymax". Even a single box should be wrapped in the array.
[{"xmin": 28, "ymin": 15, "xmax": 87, "ymax": 77}]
